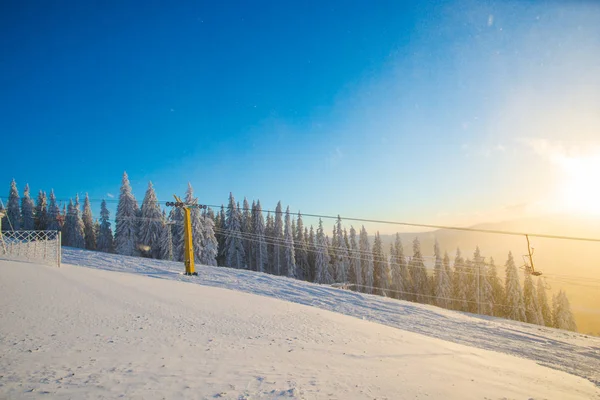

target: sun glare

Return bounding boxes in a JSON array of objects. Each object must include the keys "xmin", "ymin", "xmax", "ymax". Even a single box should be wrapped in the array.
[{"xmin": 558, "ymin": 153, "xmax": 600, "ymax": 216}]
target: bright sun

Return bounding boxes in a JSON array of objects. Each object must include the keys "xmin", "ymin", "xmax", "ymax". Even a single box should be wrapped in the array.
[{"xmin": 557, "ymin": 153, "xmax": 600, "ymax": 216}]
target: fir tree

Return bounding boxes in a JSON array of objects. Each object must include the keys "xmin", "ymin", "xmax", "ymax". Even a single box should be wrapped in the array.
[
  {"xmin": 265, "ymin": 211, "xmax": 275, "ymax": 274},
  {"xmin": 331, "ymin": 216, "xmax": 349, "ymax": 283},
  {"xmin": 307, "ymin": 225, "xmax": 316, "ymax": 282},
  {"xmin": 283, "ymin": 206, "xmax": 296, "ymax": 278},
  {"xmin": 114, "ymin": 172, "xmax": 140, "ymax": 256},
  {"xmin": 504, "ymin": 252, "xmax": 526, "ymax": 322},
  {"xmin": 523, "ymin": 271, "xmax": 544, "ymax": 325},
  {"xmin": 82, "ymin": 193, "xmax": 96, "ymax": 250},
  {"xmin": 452, "ymin": 248, "xmax": 468, "ymax": 311},
  {"xmin": 372, "ymin": 232, "xmax": 389, "ymax": 296},
  {"xmin": 476, "ymin": 248, "xmax": 494, "ymax": 315},
  {"xmin": 62, "ymin": 199, "xmax": 73, "ymax": 246},
  {"xmin": 224, "ymin": 193, "xmax": 245, "ymax": 269},
  {"xmin": 215, "ymin": 205, "xmax": 226, "ymax": 266},
  {"xmin": 409, "ymin": 237, "xmax": 430, "ymax": 303},
  {"xmin": 241, "ymin": 197, "xmax": 252, "ymax": 264},
  {"xmin": 359, "ymin": 226, "xmax": 374, "ymax": 294},
  {"xmin": 34, "ymin": 190, "xmax": 48, "ymax": 231},
  {"xmin": 314, "ymin": 219, "xmax": 332, "ymax": 284},
  {"xmin": 47, "ymin": 190, "xmax": 61, "ymax": 232},
  {"xmin": 6, "ymin": 179, "xmax": 20, "ymax": 230},
  {"xmin": 96, "ymin": 199, "xmax": 114, "ymax": 253},
  {"xmin": 434, "ymin": 241, "xmax": 452, "ymax": 308},
  {"xmin": 488, "ymin": 257, "xmax": 505, "ymax": 317},
  {"xmin": 347, "ymin": 226, "xmax": 361, "ymax": 288},
  {"xmin": 552, "ymin": 290, "xmax": 577, "ymax": 332},
  {"xmin": 272, "ymin": 201, "xmax": 284, "ymax": 275},
  {"xmin": 71, "ymin": 195, "xmax": 85, "ymax": 248},
  {"xmin": 21, "ymin": 184, "xmax": 35, "ymax": 230},
  {"xmin": 251, "ymin": 201, "xmax": 268, "ymax": 273},
  {"xmin": 199, "ymin": 207, "xmax": 218, "ymax": 266},
  {"xmin": 294, "ymin": 212, "xmax": 310, "ymax": 280},
  {"xmin": 159, "ymin": 214, "xmax": 174, "ymax": 261},
  {"xmin": 138, "ymin": 182, "xmax": 163, "ymax": 258},
  {"xmin": 537, "ymin": 278, "xmax": 552, "ymax": 327}
]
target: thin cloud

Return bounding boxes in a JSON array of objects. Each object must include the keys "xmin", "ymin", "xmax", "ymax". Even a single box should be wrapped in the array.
[{"xmin": 106, "ymin": 193, "xmax": 114, "ymax": 198}]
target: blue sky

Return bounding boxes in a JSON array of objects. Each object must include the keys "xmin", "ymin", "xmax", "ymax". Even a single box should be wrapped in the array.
[{"xmin": 1, "ymin": 1, "xmax": 599, "ymax": 232}]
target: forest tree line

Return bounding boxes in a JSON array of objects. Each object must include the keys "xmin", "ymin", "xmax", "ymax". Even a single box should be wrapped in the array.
[{"xmin": 1, "ymin": 174, "xmax": 577, "ymax": 332}]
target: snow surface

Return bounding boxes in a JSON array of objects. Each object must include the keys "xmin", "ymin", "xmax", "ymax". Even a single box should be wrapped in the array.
[{"xmin": 0, "ymin": 250, "xmax": 598, "ymax": 399}]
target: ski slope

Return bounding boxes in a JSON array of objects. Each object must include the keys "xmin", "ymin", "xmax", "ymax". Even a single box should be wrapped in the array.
[{"xmin": 0, "ymin": 249, "xmax": 598, "ymax": 399}]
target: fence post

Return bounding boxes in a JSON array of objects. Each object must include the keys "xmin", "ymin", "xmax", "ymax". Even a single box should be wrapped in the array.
[{"xmin": 57, "ymin": 231, "xmax": 61, "ymax": 268}]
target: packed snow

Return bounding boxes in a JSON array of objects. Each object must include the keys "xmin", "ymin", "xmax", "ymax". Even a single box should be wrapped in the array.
[{"xmin": 0, "ymin": 250, "xmax": 599, "ymax": 399}]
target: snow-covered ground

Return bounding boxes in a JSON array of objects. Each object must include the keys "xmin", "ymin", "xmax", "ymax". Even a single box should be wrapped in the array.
[{"xmin": 0, "ymin": 249, "xmax": 599, "ymax": 399}]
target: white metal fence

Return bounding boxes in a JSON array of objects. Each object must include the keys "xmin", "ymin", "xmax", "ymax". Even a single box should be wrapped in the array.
[{"xmin": 0, "ymin": 230, "xmax": 61, "ymax": 267}]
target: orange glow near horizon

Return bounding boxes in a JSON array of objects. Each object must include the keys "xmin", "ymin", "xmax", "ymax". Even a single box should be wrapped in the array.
[{"xmin": 557, "ymin": 152, "xmax": 600, "ymax": 217}]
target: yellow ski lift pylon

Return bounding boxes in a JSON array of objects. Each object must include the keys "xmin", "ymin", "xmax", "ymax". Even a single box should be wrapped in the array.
[{"xmin": 166, "ymin": 195, "xmax": 198, "ymax": 276}]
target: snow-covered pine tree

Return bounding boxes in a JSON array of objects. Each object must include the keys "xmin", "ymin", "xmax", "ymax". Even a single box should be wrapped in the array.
[
  {"xmin": 452, "ymin": 248, "xmax": 468, "ymax": 311},
  {"xmin": 138, "ymin": 182, "xmax": 163, "ymax": 258},
  {"xmin": 307, "ymin": 225, "xmax": 316, "ymax": 282},
  {"xmin": 409, "ymin": 237, "xmax": 430, "ymax": 304},
  {"xmin": 475, "ymin": 248, "xmax": 494, "ymax": 315},
  {"xmin": 159, "ymin": 212, "xmax": 174, "ymax": 261},
  {"xmin": 6, "ymin": 179, "xmax": 20, "ymax": 230},
  {"xmin": 283, "ymin": 206, "xmax": 296, "ymax": 278},
  {"xmin": 215, "ymin": 205, "xmax": 226, "ymax": 266},
  {"xmin": 82, "ymin": 193, "xmax": 96, "ymax": 250},
  {"xmin": 552, "ymin": 290, "xmax": 577, "ymax": 332},
  {"xmin": 265, "ymin": 211, "xmax": 274, "ymax": 274},
  {"xmin": 185, "ymin": 183, "xmax": 205, "ymax": 263},
  {"xmin": 272, "ymin": 201, "xmax": 284, "ymax": 275},
  {"xmin": 247, "ymin": 200, "xmax": 257, "ymax": 271},
  {"xmin": 199, "ymin": 207, "xmax": 218, "ymax": 266},
  {"xmin": 359, "ymin": 226, "xmax": 374, "ymax": 294},
  {"xmin": 114, "ymin": 172, "xmax": 140, "ymax": 256},
  {"xmin": 71, "ymin": 195, "xmax": 85, "ymax": 249},
  {"xmin": 62, "ymin": 199, "xmax": 74, "ymax": 246},
  {"xmin": 434, "ymin": 241, "xmax": 452, "ymax": 308},
  {"xmin": 537, "ymin": 278, "xmax": 552, "ymax": 327},
  {"xmin": 241, "ymin": 197, "xmax": 252, "ymax": 265},
  {"xmin": 294, "ymin": 212, "xmax": 310, "ymax": 280},
  {"xmin": 487, "ymin": 257, "xmax": 505, "ymax": 317},
  {"xmin": 372, "ymin": 232, "xmax": 388, "ymax": 295},
  {"xmin": 504, "ymin": 252, "xmax": 526, "ymax": 322},
  {"xmin": 331, "ymin": 216, "xmax": 349, "ymax": 283},
  {"xmin": 314, "ymin": 219, "xmax": 332, "ymax": 284},
  {"xmin": 47, "ymin": 190, "xmax": 61, "ymax": 232},
  {"xmin": 389, "ymin": 234, "xmax": 407, "ymax": 300},
  {"xmin": 34, "ymin": 190, "xmax": 48, "ymax": 231},
  {"xmin": 347, "ymin": 226, "xmax": 361, "ymax": 289},
  {"xmin": 224, "ymin": 193, "xmax": 245, "ymax": 269},
  {"xmin": 467, "ymin": 247, "xmax": 483, "ymax": 313},
  {"xmin": 96, "ymin": 199, "xmax": 114, "ymax": 253},
  {"xmin": 21, "ymin": 184, "xmax": 35, "ymax": 230},
  {"xmin": 523, "ymin": 271, "xmax": 544, "ymax": 325},
  {"xmin": 251, "ymin": 201, "xmax": 268, "ymax": 273}
]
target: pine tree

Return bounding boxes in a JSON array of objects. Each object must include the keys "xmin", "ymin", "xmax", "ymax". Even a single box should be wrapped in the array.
[
  {"xmin": 552, "ymin": 290, "xmax": 577, "ymax": 332},
  {"xmin": 81, "ymin": 194, "xmax": 96, "ymax": 250},
  {"xmin": 537, "ymin": 278, "xmax": 552, "ymax": 327},
  {"xmin": 307, "ymin": 225, "xmax": 316, "ymax": 282},
  {"xmin": 62, "ymin": 199, "xmax": 73, "ymax": 246},
  {"xmin": 265, "ymin": 211, "xmax": 275, "ymax": 274},
  {"xmin": 314, "ymin": 219, "xmax": 332, "ymax": 284},
  {"xmin": 159, "ymin": 214, "xmax": 174, "ymax": 261},
  {"xmin": 251, "ymin": 201, "xmax": 268, "ymax": 273},
  {"xmin": 137, "ymin": 182, "xmax": 163, "ymax": 258},
  {"xmin": 372, "ymin": 232, "xmax": 388, "ymax": 296},
  {"xmin": 488, "ymin": 257, "xmax": 505, "ymax": 317},
  {"xmin": 71, "ymin": 195, "xmax": 85, "ymax": 248},
  {"xmin": 434, "ymin": 241, "xmax": 452, "ymax": 308},
  {"xmin": 331, "ymin": 216, "xmax": 349, "ymax": 283},
  {"xmin": 34, "ymin": 190, "xmax": 48, "ymax": 231},
  {"xmin": 215, "ymin": 205, "xmax": 226, "ymax": 266},
  {"xmin": 347, "ymin": 226, "xmax": 361, "ymax": 289},
  {"xmin": 475, "ymin": 248, "xmax": 494, "ymax": 315},
  {"xmin": 199, "ymin": 207, "xmax": 218, "ymax": 266},
  {"xmin": 523, "ymin": 271, "xmax": 544, "ymax": 325},
  {"xmin": 185, "ymin": 183, "xmax": 205, "ymax": 263},
  {"xmin": 114, "ymin": 172, "xmax": 140, "ymax": 256},
  {"xmin": 21, "ymin": 184, "xmax": 35, "ymax": 230},
  {"xmin": 224, "ymin": 193, "xmax": 245, "ymax": 269},
  {"xmin": 272, "ymin": 201, "xmax": 284, "ymax": 275},
  {"xmin": 359, "ymin": 226, "xmax": 374, "ymax": 294},
  {"xmin": 409, "ymin": 237, "xmax": 429, "ymax": 303},
  {"xmin": 283, "ymin": 206, "xmax": 296, "ymax": 278},
  {"xmin": 504, "ymin": 252, "xmax": 526, "ymax": 322},
  {"xmin": 294, "ymin": 212, "xmax": 310, "ymax": 280},
  {"xmin": 47, "ymin": 190, "xmax": 61, "ymax": 232},
  {"xmin": 6, "ymin": 179, "xmax": 20, "ymax": 230},
  {"xmin": 97, "ymin": 199, "xmax": 114, "ymax": 253},
  {"xmin": 241, "ymin": 197, "xmax": 252, "ymax": 264},
  {"xmin": 451, "ymin": 248, "xmax": 468, "ymax": 311}
]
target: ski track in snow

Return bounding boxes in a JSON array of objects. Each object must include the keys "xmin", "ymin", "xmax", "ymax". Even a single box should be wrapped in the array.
[{"xmin": 58, "ymin": 247, "xmax": 600, "ymax": 388}]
